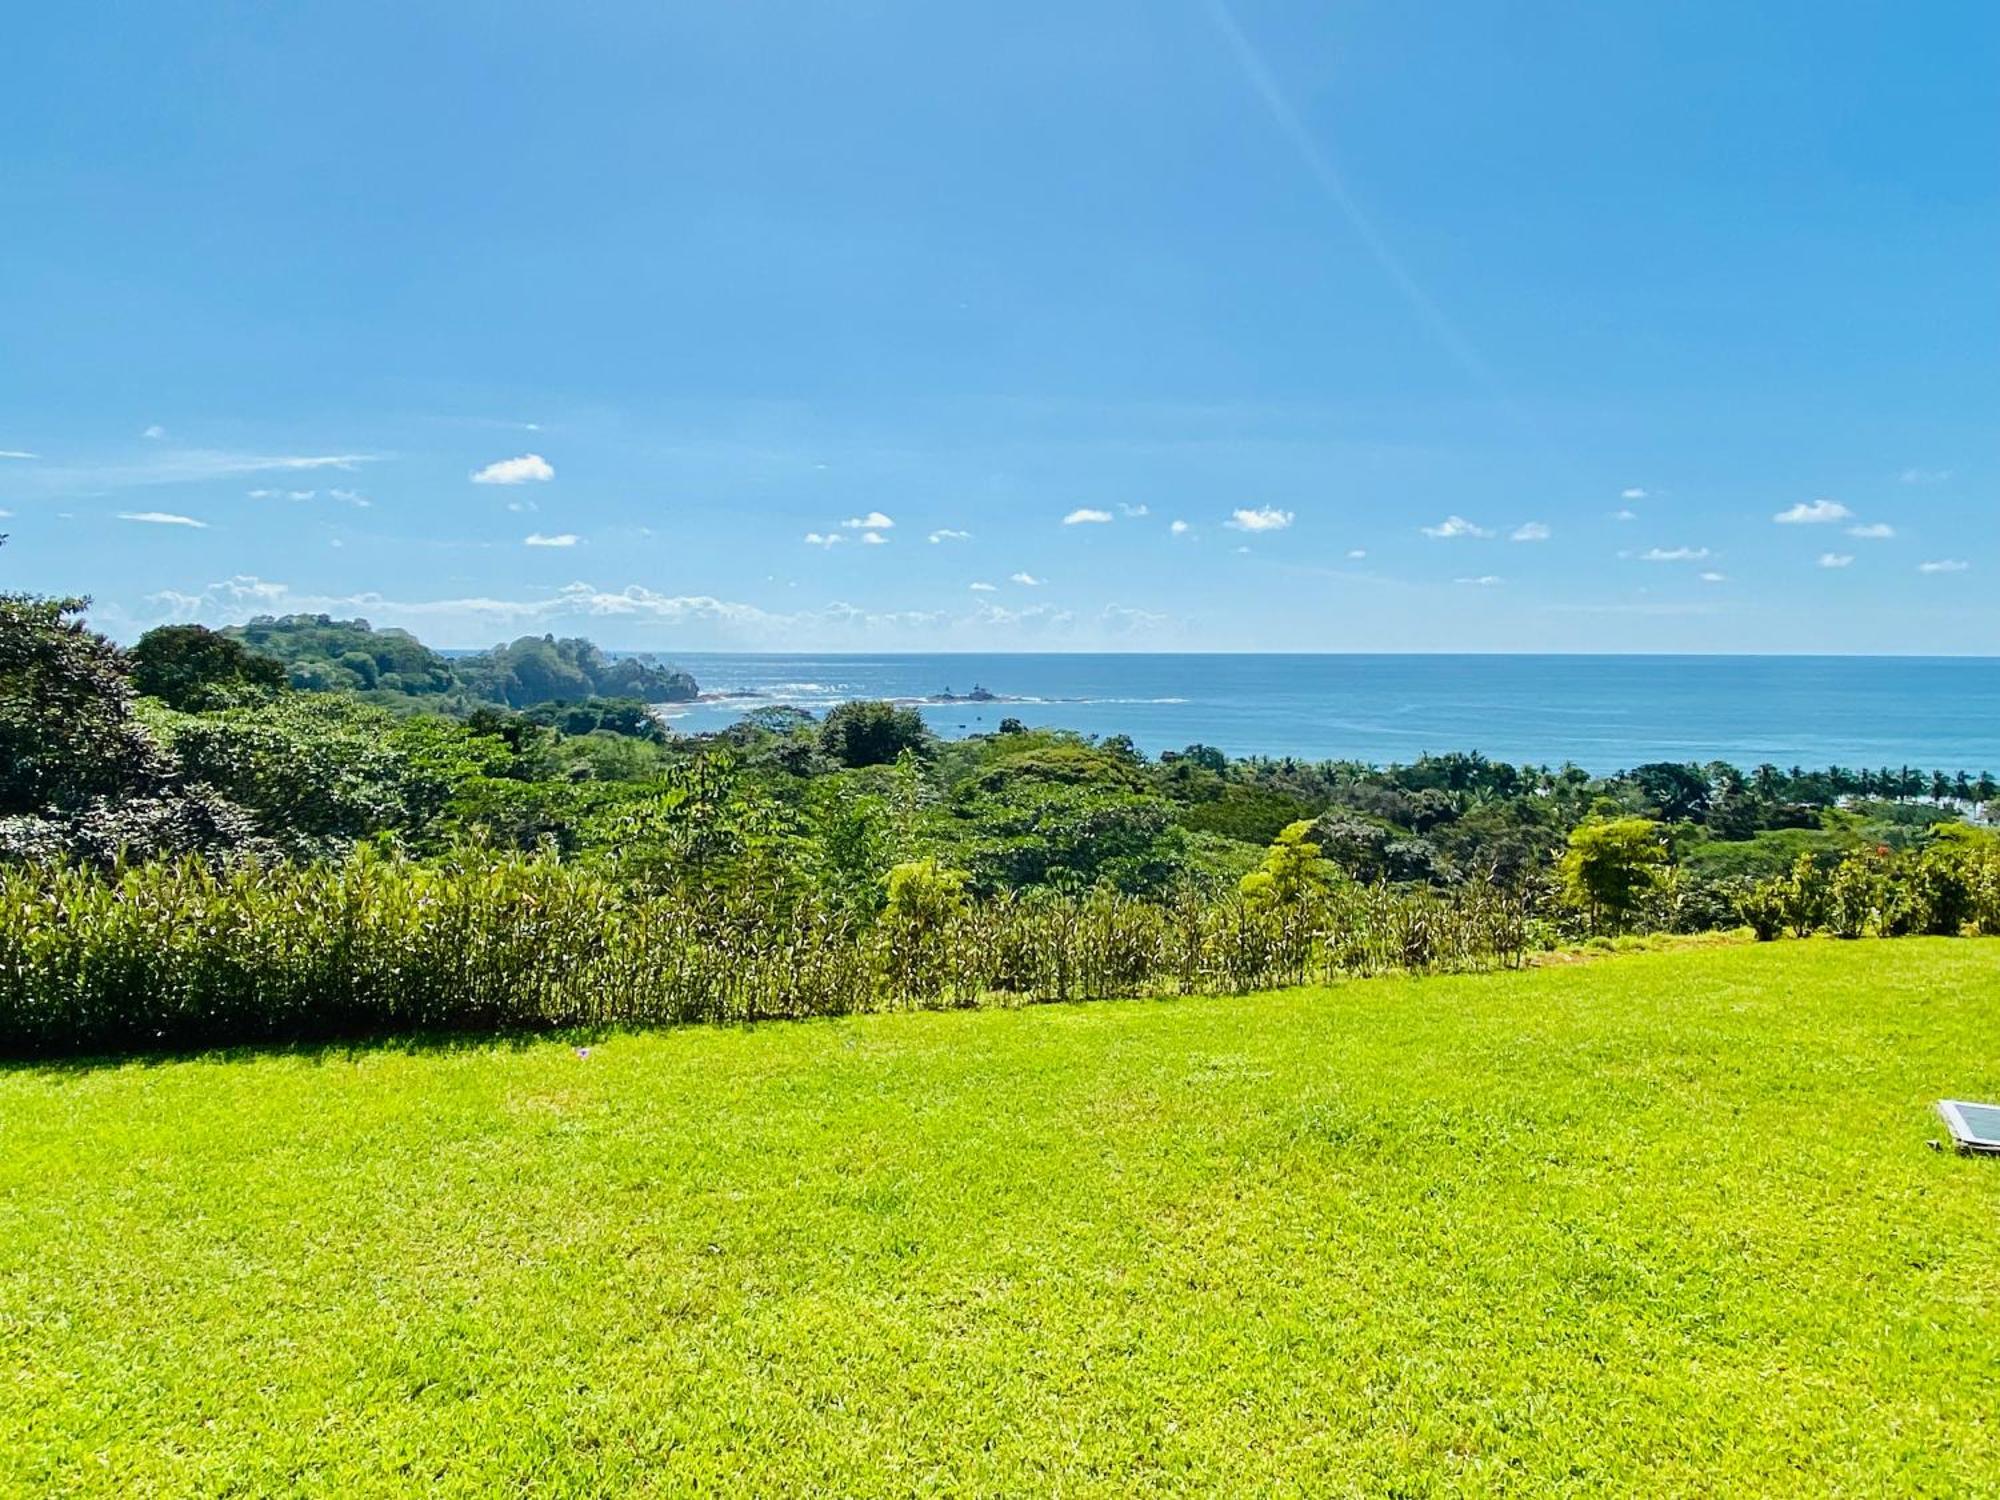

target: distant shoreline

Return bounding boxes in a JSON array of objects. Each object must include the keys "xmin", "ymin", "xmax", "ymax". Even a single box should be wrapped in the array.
[{"xmin": 641, "ymin": 652, "xmax": 2000, "ymax": 772}]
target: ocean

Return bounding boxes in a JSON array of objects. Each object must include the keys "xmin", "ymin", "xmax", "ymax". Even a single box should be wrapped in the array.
[{"xmin": 649, "ymin": 654, "xmax": 2000, "ymax": 774}]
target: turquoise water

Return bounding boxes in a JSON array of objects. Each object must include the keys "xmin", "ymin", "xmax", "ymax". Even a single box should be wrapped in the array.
[{"xmin": 651, "ymin": 654, "xmax": 2000, "ymax": 774}]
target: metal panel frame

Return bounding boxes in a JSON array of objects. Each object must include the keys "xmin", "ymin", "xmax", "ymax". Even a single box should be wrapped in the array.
[{"xmin": 1937, "ymin": 1100, "xmax": 2000, "ymax": 1154}]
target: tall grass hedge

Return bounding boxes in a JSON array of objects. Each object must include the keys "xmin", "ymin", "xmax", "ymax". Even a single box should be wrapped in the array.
[{"xmin": 0, "ymin": 852, "xmax": 1534, "ymax": 1056}]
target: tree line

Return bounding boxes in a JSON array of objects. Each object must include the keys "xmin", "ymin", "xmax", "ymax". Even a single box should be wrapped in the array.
[{"xmin": 5, "ymin": 560, "xmax": 1998, "ymax": 1054}]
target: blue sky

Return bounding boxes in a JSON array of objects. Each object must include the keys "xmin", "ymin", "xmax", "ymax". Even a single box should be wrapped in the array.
[{"xmin": 2, "ymin": 1, "xmax": 1994, "ymax": 651}]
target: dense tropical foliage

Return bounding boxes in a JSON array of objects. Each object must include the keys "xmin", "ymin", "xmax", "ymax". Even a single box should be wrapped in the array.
[{"xmin": 4, "ymin": 569, "xmax": 1998, "ymax": 1054}]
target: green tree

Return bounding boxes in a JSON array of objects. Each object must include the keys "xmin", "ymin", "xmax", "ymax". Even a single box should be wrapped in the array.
[
  {"xmin": 0, "ymin": 582, "xmax": 166, "ymax": 816},
  {"xmin": 819, "ymin": 700, "xmax": 928, "ymax": 768},
  {"xmin": 129, "ymin": 624, "xmax": 286, "ymax": 709},
  {"xmin": 1240, "ymin": 820, "xmax": 1335, "ymax": 907},
  {"xmin": 1558, "ymin": 817, "xmax": 1666, "ymax": 934},
  {"xmin": 1179, "ymin": 783, "xmax": 1317, "ymax": 846},
  {"xmin": 224, "ymin": 615, "xmax": 458, "ymax": 697},
  {"xmin": 0, "ymin": 552, "xmax": 265, "ymax": 864},
  {"xmin": 152, "ymin": 696, "xmax": 509, "ymax": 854},
  {"xmin": 488, "ymin": 637, "xmax": 593, "ymax": 707},
  {"xmin": 812, "ymin": 785, "xmax": 894, "ymax": 912},
  {"xmin": 1625, "ymin": 761, "xmax": 1711, "ymax": 822}
]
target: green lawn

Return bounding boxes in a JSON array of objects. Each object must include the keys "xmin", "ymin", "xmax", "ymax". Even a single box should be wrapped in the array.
[{"xmin": 4, "ymin": 942, "xmax": 1999, "ymax": 1496}]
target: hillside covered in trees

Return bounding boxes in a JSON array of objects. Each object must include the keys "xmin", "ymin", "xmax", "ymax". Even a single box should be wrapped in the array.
[
  {"xmin": 7, "ymin": 582, "xmax": 1996, "ymax": 907},
  {"xmin": 219, "ymin": 614, "xmax": 698, "ymax": 710}
]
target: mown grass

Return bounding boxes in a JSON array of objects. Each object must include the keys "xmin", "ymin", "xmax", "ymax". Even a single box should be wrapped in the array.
[{"xmin": 3, "ymin": 940, "xmax": 1999, "ymax": 1495}]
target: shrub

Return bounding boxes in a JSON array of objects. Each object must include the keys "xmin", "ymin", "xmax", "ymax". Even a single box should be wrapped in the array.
[
  {"xmin": 1826, "ymin": 857, "xmax": 1881, "ymax": 939},
  {"xmin": 878, "ymin": 859, "xmax": 972, "ymax": 1005},
  {"xmin": 0, "ymin": 853, "xmax": 1542, "ymax": 1057},
  {"xmin": 1971, "ymin": 855, "xmax": 2000, "ymax": 937},
  {"xmin": 1648, "ymin": 868, "xmax": 1743, "ymax": 935},
  {"xmin": 1779, "ymin": 852, "xmax": 1828, "ymax": 938},
  {"xmin": 1737, "ymin": 878, "xmax": 1787, "ymax": 942},
  {"xmin": 1907, "ymin": 845, "xmax": 1976, "ymax": 936}
]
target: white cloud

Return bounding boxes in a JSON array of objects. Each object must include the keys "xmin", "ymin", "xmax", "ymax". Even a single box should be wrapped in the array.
[
  {"xmin": 1918, "ymin": 559, "xmax": 1970, "ymax": 574},
  {"xmin": 1774, "ymin": 499, "xmax": 1851, "ymax": 525},
  {"xmin": 524, "ymin": 532, "xmax": 579, "ymax": 548},
  {"xmin": 1232, "ymin": 506, "xmax": 1296, "ymax": 536},
  {"xmin": 1347, "ymin": 548, "xmax": 1366, "ymax": 559},
  {"xmin": 1063, "ymin": 508, "xmax": 1114, "ymax": 525},
  {"xmin": 861, "ymin": 531, "xmax": 888, "ymax": 545},
  {"xmin": 507, "ymin": 499, "xmax": 538, "ymax": 513},
  {"xmin": 147, "ymin": 575, "xmax": 289, "ymax": 616},
  {"xmin": 327, "ymin": 488, "xmax": 371, "ymax": 508},
  {"xmin": 1101, "ymin": 603, "xmax": 1167, "ymax": 630},
  {"xmin": 1421, "ymin": 515, "xmax": 1491, "ymax": 539},
  {"xmin": 119, "ymin": 511, "xmax": 208, "ymax": 528},
  {"xmin": 1817, "ymin": 552, "xmax": 1854, "ymax": 569},
  {"xmin": 843, "ymin": 511, "xmax": 894, "ymax": 530},
  {"xmin": 1169, "ymin": 520, "xmax": 1191, "ymax": 535},
  {"xmin": 124, "ymin": 451, "xmax": 374, "ymax": 483},
  {"xmin": 1699, "ymin": 571, "xmax": 1727, "ymax": 583},
  {"xmin": 145, "ymin": 577, "xmax": 792, "ymax": 638},
  {"xmin": 1640, "ymin": 546, "xmax": 1711, "ymax": 562},
  {"xmin": 228, "ymin": 454, "xmax": 361, "ymax": 471},
  {"xmin": 1120, "ymin": 503, "xmax": 1150, "ymax": 518},
  {"xmin": 1899, "ymin": 467, "xmax": 1951, "ymax": 485},
  {"xmin": 965, "ymin": 601, "xmax": 1078, "ymax": 632},
  {"xmin": 1510, "ymin": 521, "xmax": 1550, "ymax": 542},
  {"xmin": 1010, "ymin": 572, "xmax": 1043, "ymax": 586},
  {"xmin": 471, "ymin": 453, "xmax": 554, "ymax": 485},
  {"xmin": 1455, "ymin": 575, "xmax": 1502, "ymax": 586},
  {"xmin": 141, "ymin": 424, "xmax": 166, "ymax": 440},
  {"xmin": 1613, "ymin": 508, "xmax": 1637, "ymax": 522},
  {"xmin": 1620, "ymin": 487, "xmax": 1648, "ymax": 501},
  {"xmin": 969, "ymin": 581, "xmax": 996, "ymax": 592},
  {"xmin": 112, "ymin": 567, "xmax": 1168, "ymax": 653},
  {"xmin": 0, "ymin": 508, "xmax": 12, "ymax": 518},
  {"xmin": 928, "ymin": 528, "xmax": 972, "ymax": 543},
  {"xmin": 0, "ymin": 450, "xmax": 38, "ymax": 460},
  {"xmin": 1846, "ymin": 522, "xmax": 1894, "ymax": 539},
  {"xmin": 803, "ymin": 532, "xmax": 845, "ymax": 548},
  {"xmin": 1229, "ymin": 506, "xmax": 1294, "ymax": 533}
]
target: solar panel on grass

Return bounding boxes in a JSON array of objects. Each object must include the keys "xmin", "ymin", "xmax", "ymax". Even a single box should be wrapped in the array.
[{"xmin": 1937, "ymin": 1100, "xmax": 2000, "ymax": 1154}]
